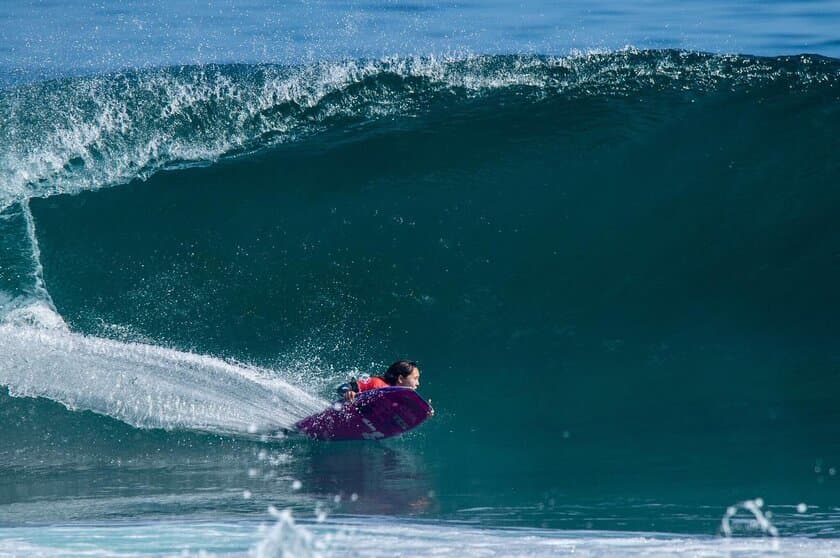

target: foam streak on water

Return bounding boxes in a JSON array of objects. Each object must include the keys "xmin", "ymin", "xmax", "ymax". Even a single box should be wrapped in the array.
[
  {"xmin": 0, "ymin": 316, "xmax": 327, "ymax": 435},
  {"xmin": 1, "ymin": 516, "xmax": 839, "ymax": 558}
]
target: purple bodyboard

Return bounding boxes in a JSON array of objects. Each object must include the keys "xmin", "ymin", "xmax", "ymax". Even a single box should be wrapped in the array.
[{"xmin": 295, "ymin": 387, "xmax": 432, "ymax": 441}]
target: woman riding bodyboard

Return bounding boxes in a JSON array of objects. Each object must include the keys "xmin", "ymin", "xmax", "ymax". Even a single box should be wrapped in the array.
[{"xmin": 336, "ymin": 360, "xmax": 426, "ymax": 407}]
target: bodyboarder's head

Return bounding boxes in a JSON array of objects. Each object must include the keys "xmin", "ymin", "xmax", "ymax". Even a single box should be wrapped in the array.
[{"xmin": 383, "ymin": 360, "xmax": 421, "ymax": 389}]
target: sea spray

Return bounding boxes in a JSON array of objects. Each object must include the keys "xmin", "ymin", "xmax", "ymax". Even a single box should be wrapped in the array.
[
  {"xmin": 720, "ymin": 498, "xmax": 780, "ymax": 538},
  {"xmin": 252, "ymin": 506, "xmax": 325, "ymax": 558},
  {"xmin": 0, "ymin": 203, "xmax": 61, "ymax": 315},
  {"xmin": 0, "ymin": 317, "xmax": 327, "ymax": 435}
]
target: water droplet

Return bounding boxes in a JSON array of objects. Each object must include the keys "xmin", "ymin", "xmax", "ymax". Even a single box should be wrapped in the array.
[{"xmin": 797, "ymin": 503, "xmax": 808, "ymax": 513}]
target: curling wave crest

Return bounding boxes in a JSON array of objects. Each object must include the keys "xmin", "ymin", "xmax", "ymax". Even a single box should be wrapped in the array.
[{"xmin": 1, "ymin": 50, "xmax": 837, "ymax": 211}]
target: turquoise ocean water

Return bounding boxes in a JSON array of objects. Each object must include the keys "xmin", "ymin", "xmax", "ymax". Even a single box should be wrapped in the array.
[{"xmin": 1, "ymin": 1, "xmax": 839, "ymax": 556}]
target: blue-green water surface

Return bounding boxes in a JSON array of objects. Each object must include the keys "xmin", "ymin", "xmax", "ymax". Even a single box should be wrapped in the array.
[{"xmin": 0, "ymin": 2, "xmax": 839, "ymax": 556}]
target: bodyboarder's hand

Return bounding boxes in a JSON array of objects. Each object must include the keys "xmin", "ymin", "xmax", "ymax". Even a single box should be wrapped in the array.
[{"xmin": 343, "ymin": 390, "xmax": 357, "ymax": 402}]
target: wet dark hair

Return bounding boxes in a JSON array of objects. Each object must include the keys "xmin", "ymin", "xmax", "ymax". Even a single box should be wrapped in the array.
[{"xmin": 382, "ymin": 360, "xmax": 419, "ymax": 386}]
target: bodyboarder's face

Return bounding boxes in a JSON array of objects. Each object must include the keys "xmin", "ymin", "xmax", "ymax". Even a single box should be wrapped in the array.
[{"xmin": 396, "ymin": 367, "xmax": 420, "ymax": 390}]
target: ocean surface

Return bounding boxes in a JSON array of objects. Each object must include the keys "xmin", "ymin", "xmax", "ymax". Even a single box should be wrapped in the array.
[{"xmin": 1, "ymin": 1, "xmax": 839, "ymax": 556}]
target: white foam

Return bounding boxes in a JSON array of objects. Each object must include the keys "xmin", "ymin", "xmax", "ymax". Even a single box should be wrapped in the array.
[
  {"xmin": 721, "ymin": 498, "xmax": 779, "ymax": 538},
  {"xmin": 1, "ymin": 300, "xmax": 68, "ymax": 330},
  {"xmin": 253, "ymin": 506, "xmax": 324, "ymax": 558},
  {"xmin": 0, "ymin": 317, "xmax": 327, "ymax": 435},
  {"xmin": 0, "ymin": 517, "xmax": 839, "ymax": 558}
]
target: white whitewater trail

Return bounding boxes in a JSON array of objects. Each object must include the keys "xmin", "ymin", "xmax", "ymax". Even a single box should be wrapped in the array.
[
  {"xmin": 0, "ymin": 303, "xmax": 328, "ymax": 436},
  {"xmin": 1, "ymin": 199, "xmax": 327, "ymax": 437}
]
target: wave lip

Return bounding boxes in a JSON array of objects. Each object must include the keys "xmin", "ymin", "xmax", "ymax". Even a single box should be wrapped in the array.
[{"xmin": 2, "ymin": 50, "xmax": 837, "ymax": 212}]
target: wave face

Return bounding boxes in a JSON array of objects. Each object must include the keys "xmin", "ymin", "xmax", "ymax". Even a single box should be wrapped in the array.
[{"xmin": 0, "ymin": 50, "xmax": 839, "ymax": 529}]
